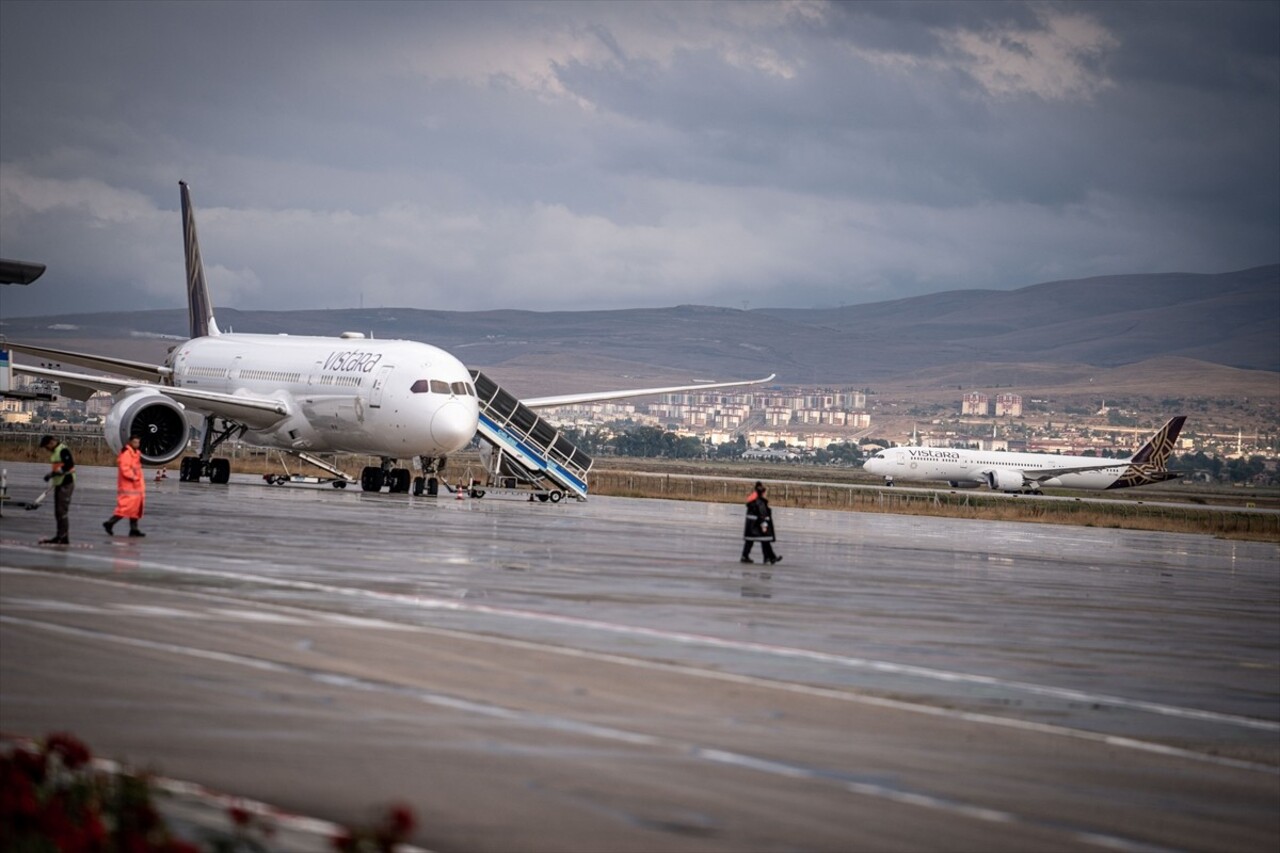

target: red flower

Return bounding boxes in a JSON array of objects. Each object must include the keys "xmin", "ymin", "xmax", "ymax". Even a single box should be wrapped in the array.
[
  {"xmin": 9, "ymin": 747, "xmax": 48, "ymax": 784},
  {"xmin": 162, "ymin": 841, "xmax": 203, "ymax": 853},
  {"xmin": 228, "ymin": 803, "xmax": 252, "ymax": 827},
  {"xmin": 0, "ymin": 757, "xmax": 40, "ymax": 820},
  {"xmin": 45, "ymin": 731, "xmax": 92, "ymax": 770},
  {"xmin": 386, "ymin": 803, "xmax": 416, "ymax": 838}
]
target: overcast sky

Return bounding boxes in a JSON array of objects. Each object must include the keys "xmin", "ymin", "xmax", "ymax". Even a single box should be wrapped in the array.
[{"xmin": 1, "ymin": 0, "xmax": 1276, "ymax": 318}]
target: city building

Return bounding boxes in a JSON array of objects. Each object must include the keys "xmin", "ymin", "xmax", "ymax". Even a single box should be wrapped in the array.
[
  {"xmin": 994, "ymin": 393, "xmax": 1023, "ymax": 417},
  {"xmin": 961, "ymin": 392, "xmax": 989, "ymax": 416}
]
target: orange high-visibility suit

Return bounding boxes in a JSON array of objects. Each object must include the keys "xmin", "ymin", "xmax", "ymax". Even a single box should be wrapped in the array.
[{"xmin": 113, "ymin": 443, "xmax": 146, "ymax": 519}]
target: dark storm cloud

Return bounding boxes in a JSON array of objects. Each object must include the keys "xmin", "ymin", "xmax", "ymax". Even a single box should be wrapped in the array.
[{"xmin": 0, "ymin": 0, "xmax": 1275, "ymax": 318}]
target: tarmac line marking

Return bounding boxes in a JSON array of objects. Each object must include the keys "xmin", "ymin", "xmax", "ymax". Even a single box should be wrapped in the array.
[
  {"xmin": 5, "ymin": 559, "xmax": 1278, "ymax": 738},
  {"xmin": 0, "ymin": 613, "xmax": 1179, "ymax": 853},
  {"xmin": 79, "ymin": 555, "xmax": 1273, "ymax": 733},
  {"xmin": 2, "ymin": 564, "xmax": 1276, "ymax": 776},
  {"xmin": 1, "ymin": 597, "xmax": 107, "ymax": 613},
  {"xmin": 115, "ymin": 604, "xmax": 209, "ymax": 619},
  {"xmin": 204, "ymin": 608, "xmax": 312, "ymax": 625}
]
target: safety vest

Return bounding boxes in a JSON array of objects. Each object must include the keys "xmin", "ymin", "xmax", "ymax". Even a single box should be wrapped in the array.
[{"xmin": 48, "ymin": 442, "xmax": 74, "ymax": 487}]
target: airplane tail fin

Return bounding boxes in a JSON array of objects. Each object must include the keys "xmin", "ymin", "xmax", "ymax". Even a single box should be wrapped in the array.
[
  {"xmin": 1107, "ymin": 416, "xmax": 1186, "ymax": 490},
  {"xmin": 180, "ymin": 181, "xmax": 220, "ymax": 338},
  {"xmin": 1130, "ymin": 416, "xmax": 1186, "ymax": 468}
]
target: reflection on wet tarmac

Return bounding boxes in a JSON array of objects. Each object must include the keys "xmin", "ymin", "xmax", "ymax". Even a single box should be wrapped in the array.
[
  {"xmin": 740, "ymin": 570, "xmax": 772, "ymax": 599},
  {"xmin": 3, "ymin": 461, "xmax": 1278, "ymax": 851}
]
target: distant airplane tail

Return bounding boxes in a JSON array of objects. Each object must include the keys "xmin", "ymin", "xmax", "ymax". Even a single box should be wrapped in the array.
[
  {"xmin": 180, "ymin": 181, "xmax": 220, "ymax": 339},
  {"xmin": 1108, "ymin": 415, "xmax": 1186, "ymax": 489}
]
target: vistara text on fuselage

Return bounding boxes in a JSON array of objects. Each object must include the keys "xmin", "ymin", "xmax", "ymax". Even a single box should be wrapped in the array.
[{"xmin": 171, "ymin": 333, "xmax": 479, "ymax": 457}]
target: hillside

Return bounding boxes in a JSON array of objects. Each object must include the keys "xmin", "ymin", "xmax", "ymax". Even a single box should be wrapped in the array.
[{"xmin": 1, "ymin": 266, "xmax": 1275, "ymax": 399}]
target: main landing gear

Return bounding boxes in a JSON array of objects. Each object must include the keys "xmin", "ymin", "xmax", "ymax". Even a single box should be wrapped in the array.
[
  {"xmin": 360, "ymin": 455, "xmax": 448, "ymax": 495},
  {"xmin": 178, "ymin": 417, "xmax": 242, "ymax": 484},
  {"xmin": 179, "ymin": 456, "xmax": 232, "ymax": 484}
]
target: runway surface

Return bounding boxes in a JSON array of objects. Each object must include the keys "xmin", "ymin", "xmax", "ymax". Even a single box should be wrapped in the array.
[{"xmin": 2, "ymin": 461, "xmax": 1278, "ymax": 852}]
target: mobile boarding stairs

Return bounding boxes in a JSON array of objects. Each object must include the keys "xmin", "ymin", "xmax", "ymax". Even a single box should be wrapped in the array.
[{"xmin": 468, "ymin": 370, "xmax": 592, "ymax": 502}]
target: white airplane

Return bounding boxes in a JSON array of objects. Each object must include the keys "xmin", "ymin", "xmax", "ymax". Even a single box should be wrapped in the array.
[
  {"xmin": 5, "ymin": 181, "xmax": 772, "ymax": 495},
  {"xmin": 863, "ymin": 416, "xmax": 1186, "ymax": 493}
]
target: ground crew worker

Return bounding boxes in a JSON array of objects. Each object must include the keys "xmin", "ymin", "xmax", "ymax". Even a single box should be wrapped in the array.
[
  {"xmin": 104, "ymin": 434, "xmax": 146, "ymax": 537},
  {"xmin": 741, "ymin": 481, "xmax": 781, "ymax": 564},
  {"xmin": 39, "ymin": 434, "xmax": 76, "ymax": 545}
]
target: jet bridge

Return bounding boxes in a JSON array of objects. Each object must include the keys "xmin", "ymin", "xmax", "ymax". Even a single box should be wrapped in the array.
[{"xmin": 470, "ymin": 370, "xmax": 592, "ymax": 500}]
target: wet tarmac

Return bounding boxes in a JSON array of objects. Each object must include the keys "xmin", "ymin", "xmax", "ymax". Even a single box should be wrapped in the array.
[{"xmin": 2, "ymin": 461, "xmax": 1278, "ymax": 852}]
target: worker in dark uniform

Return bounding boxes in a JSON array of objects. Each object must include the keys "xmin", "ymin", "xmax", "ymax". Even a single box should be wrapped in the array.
[
  {"xmin": 741, "ymin": 481, "xmax": 781, "ymax": 564},
  {"xmin": 39, "ymin": 434, "xmax": 76, "ymax": 545}
]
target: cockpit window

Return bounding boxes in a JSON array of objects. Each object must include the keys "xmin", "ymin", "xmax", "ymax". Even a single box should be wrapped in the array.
[{"xmin": 412, "ymin": 378, "xmax": 474, "ymax": 395}]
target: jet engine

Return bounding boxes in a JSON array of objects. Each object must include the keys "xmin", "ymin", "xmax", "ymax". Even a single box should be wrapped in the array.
[
  {"xmin": 104, "ymin": 389, "xmax": 189, "ymax": 465},
  {"xmin": 984, "ymin": 469, "xmax": 1026, "ymax": 492}
]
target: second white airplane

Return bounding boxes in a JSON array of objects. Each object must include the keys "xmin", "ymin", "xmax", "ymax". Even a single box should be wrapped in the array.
[
  {"xmin": 8, "ymin": 181, "xmax": 772, "ymax": 495},
  {"xmin": 863, "ymin": 416, "xmax": 1186, "ymax": 492}
]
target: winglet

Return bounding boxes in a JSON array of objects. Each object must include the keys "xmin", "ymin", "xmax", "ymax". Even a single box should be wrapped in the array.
[{"xmin": 180, "ymin": 181, "xmax": 220, "ymax": 338}]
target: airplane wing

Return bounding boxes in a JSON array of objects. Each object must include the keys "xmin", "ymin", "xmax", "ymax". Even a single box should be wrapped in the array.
[
  {"xmin": 522, "ymin": 374, "xmax": 776, "ymax": 409},
  {"xmin": 1019, "ymin": 461, "xmax": 1130, "ymax": 482},
  {"xmin": 15, "ymin": 364, "xmax": 289, "ymax": 429},
  {"xmin": 2, "ymin": 341, "xmax": 171, "ymax": 382}
]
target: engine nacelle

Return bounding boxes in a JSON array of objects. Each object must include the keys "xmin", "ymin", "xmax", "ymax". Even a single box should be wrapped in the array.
[
  {"xmin": 104, "ymin": 389, "xmax": 189, "ymax": 465},
  {"xmin": 984, "ymin": 468, "xmax": 1026, "ymax": 492}
]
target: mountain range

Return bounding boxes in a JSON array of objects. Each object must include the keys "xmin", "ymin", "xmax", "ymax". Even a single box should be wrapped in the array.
[{"xmin": 2, "ymin": 265, "xmax": 1276, "ymax": 400}]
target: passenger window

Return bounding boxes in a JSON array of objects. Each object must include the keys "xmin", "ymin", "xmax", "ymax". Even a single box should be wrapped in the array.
[
  {"xmin": 410, "ymin": 380, "xmax": 432, "ymax": 394},
  {"xmin": 430, "ymin": 379, "xmax": 450, "ymax": 394}
]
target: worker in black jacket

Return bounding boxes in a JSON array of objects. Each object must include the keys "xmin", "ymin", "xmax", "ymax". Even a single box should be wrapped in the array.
[{"xmin": 741, "ymin": 481, "xmax": 781, "ymax": 564}]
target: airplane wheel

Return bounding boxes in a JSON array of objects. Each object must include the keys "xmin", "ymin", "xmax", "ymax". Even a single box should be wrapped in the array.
[
  {"xmin": 333, "ymin": 481, "xmax": 347, "ymax": 489},
  {"xmin": 179, "ymin": 457, "xmax": 200, "ymax": 482},
  {"xmin": 209, "ymin": 458, "xmax": 231, "ymax": 484},
  {"xmin": 360, "ymin": 466, "xmax": 384, "ymax": 492},
  {"xmin": 412, "ymin": 477, "xmax": 425, "ymax": 496},
  {"xmin": 549, "ymin": 490, "xmax": 563, "ymax": 503},
  {"xmin": 389, "ymin": 468, "xmax": 411, "ymax": 493}
]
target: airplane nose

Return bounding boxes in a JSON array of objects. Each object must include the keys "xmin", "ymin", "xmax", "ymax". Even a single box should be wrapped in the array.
[{"xmin": 431, "ymin": 400, "xmax": 478, "ymax": 453}]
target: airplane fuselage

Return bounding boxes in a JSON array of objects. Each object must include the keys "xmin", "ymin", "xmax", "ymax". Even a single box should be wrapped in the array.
[
  {"xmin": 171, "ymin": 333, "xmax": 480, "ymax": 457},
  {"xmin": 863, "ymin": 447, "xmax": 1174, "ymax": 491}
]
